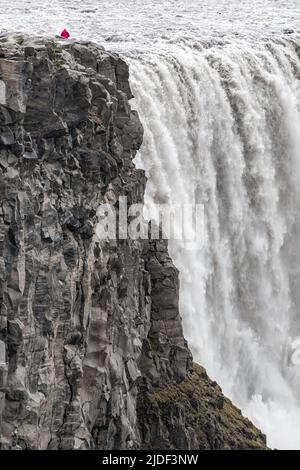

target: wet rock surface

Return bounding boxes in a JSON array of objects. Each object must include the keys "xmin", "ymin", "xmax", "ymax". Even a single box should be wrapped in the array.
[{"xmin": 0, "ymin": 34, "xmax": 267, "ymax": 450}]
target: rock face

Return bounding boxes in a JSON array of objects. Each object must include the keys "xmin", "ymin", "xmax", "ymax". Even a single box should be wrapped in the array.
[
  {"xmin": 0, "ymin": 35, "xmax": 267, "ymax": 450},
  {"xmin": 138, "ymin": 364, "xmax": 267, "ymax": 450}
]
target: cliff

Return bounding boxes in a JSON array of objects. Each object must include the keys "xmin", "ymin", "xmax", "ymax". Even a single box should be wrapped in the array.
[{"xmin": 0, "ymin": 34, "xmax": 267, "ymax": 450}]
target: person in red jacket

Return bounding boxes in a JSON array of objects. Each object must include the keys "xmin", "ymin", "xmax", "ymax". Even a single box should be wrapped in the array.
[{"xmin": 60, "ymin": 29, "xmax": 70, "ymax": 39}]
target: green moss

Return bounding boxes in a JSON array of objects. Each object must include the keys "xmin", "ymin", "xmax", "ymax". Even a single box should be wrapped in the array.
[
  {"xmin": 138, "ymin": 363, "xmax": 267, "ymax": 450},
  {"xmin": 14, "ymin": 35, "xmax": 24, "ymax": 45},
  {"xmin": 53, "ymin": 58, "xmax": 65, "ymax": 69}
]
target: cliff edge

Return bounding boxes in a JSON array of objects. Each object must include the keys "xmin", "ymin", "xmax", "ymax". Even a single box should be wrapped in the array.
[{"xmin": 0, "ymin": 34, "xmax": 266, "ymax": 450}]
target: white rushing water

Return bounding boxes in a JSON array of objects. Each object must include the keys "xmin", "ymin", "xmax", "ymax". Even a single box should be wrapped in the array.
[
  {"xmin": 129, "ymin": 39, "xmax": 300, "ymax": 450},
  {"xmin": 1, "ymin": 0, "xmax": 300, "ymax": 450}
]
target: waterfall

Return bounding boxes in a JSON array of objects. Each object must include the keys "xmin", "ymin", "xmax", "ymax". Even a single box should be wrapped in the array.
[{"xmin": 127, "ymin": 36, "xmax": 300, "ymax": 450}]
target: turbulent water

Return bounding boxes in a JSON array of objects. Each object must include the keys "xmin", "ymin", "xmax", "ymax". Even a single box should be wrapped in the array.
[
  {"xmin": 130, "ymin": 39, "xmax": 300, "ymax": 450},
  {"xmin": 1, "ymin": 0, "xmax": 300, "ymax": 450}
]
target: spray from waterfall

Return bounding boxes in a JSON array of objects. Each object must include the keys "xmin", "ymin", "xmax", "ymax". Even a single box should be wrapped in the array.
[{"xmin": 128, "ymin": 37, "xmax": 300, "ymax": 450}]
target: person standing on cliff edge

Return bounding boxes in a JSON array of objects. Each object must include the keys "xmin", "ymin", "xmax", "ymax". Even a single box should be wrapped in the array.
[{"xmin": 60, "ymin": 29, "xmax": 70, "ymax": 39}]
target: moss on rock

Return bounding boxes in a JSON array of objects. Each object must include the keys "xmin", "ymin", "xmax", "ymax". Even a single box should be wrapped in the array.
[{"xmin": 138, "ymin": 363, "xmax": 267, "ymax": 450}]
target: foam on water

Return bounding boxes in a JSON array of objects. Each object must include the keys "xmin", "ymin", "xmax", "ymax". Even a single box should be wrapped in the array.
[{"xmin": 0, "ymin": 0, "xmax": 299, "ymax": 47}]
